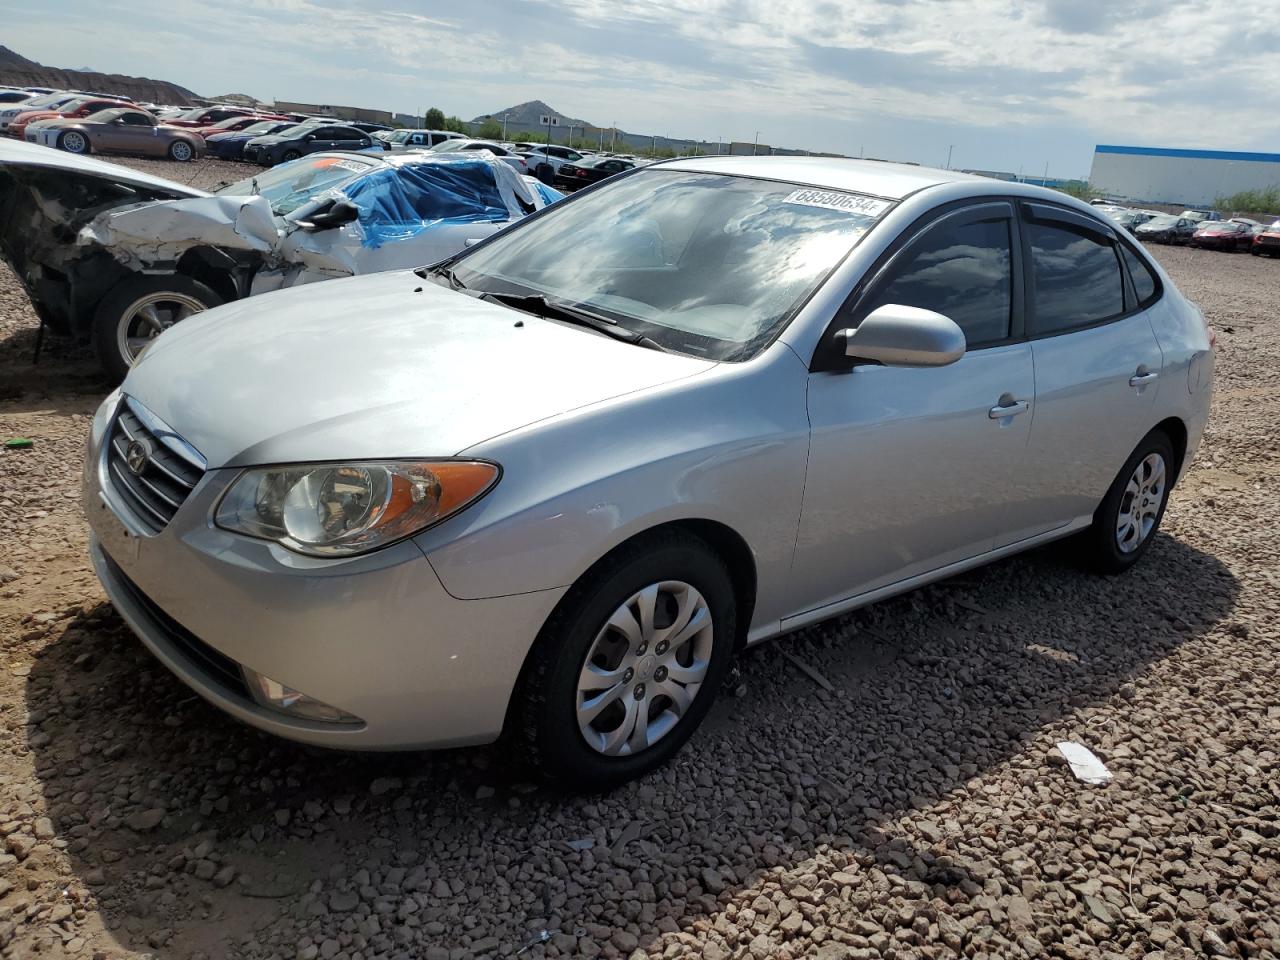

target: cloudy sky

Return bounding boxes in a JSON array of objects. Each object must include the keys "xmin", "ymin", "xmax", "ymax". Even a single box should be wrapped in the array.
[{"xmin": 4, "ymin": 0, "xmax": 1276, "ymax": 177}]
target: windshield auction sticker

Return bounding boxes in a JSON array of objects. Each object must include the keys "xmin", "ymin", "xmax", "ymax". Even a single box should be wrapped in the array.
[{"xmin": 783, "ymin": 189, "xmax": 891, "ymax": 217}]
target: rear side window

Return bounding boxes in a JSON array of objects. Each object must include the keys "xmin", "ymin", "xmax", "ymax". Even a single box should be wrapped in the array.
[
  {"xmin": 1027, "ymin": 222, "xmax": 1124, "ymax": 333},
  {"xmin": 861, "ymin": 217, "xmax": 1013, "ymax": 345},
  {"xmin": 1120, "ymin": 244, "xmax": 1158, "ymax": 305}
]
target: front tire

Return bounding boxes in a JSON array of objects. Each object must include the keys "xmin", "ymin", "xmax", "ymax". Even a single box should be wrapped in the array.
[
  {"xmin": 1079, "ymin": 430, "xmax": 1175, "ymax": 574},
  {"xmin": 167, "ymin": 139, "xmax": 194, "ymax": 161},
  {"xmin": 280, "ymin": 149, "xmax": 301, "ymax": 163},
  {"xmin": 511, "ymin": 531, "xmax": 737, "ymax": 789},
  {"xmin": 92, "ymin": 274, "xmax": 224, "ymax": 382},
  {"xmin": 59, "ymin": 131, "xmax": 89, "ymax": 154}
]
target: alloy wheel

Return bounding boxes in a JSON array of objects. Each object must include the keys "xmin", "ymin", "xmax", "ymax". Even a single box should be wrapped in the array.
[
  {"xmin": 116, "ymin": 292, "xmax": 208, "ymax": 364},
  {"xmin": 576, "ymin": 580, "xmax": 714, "ymax": 756},
  {"xmin": 61, "ymin": 132, "xmax": 87, "ymax": 154},
  {"xmin": 170, "ymin": 141, "xmax": 193, "ymax": 161},
  {"xmin": 1116, "ymin": 452, "xmax": 1167, "ymax": 553}
]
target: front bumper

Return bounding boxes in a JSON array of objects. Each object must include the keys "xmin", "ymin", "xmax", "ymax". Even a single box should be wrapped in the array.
[{"xmin": 83, "ymin": 393, "xmax": 565, "ymax": 750}]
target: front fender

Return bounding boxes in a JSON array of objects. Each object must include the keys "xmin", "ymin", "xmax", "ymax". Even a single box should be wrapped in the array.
[{"xmin": 414, "ymin": 344, "xmax": 812, "ymax": 637}]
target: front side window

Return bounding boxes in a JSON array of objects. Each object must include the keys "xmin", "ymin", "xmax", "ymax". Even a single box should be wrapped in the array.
[
  {"xmin": 859, "ymin": 215, "xmax": 1012, "ymax": 345},
  {"xmin": 451, "ymin": 171, "xmax": 889, "ymax": 360},
  {"xmin": 1028, "ymin": 221, "xmax": 1124, "ymax": 333}
]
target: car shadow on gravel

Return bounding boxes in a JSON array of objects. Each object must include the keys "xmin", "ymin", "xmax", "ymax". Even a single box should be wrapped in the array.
[
  {"xmin": 0, "ymin": 323, "xmax": 108, "ymax": 401},
  {"xmin": 22, "ymin": 532, "xmax": 1239, "ymax": 957}
]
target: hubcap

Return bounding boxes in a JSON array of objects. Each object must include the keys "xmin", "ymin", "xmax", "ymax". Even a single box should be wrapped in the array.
[
  {"xmin": 116, "ymin": 292, "xmax": 207, "ymax": 365},
  {"xmin": 1116, "ymin": 452, "xmax": 1167, "ymax": 553},
  {"xmin": 576, "ymin": 581, "xmax": 714, "ymax": 757}
]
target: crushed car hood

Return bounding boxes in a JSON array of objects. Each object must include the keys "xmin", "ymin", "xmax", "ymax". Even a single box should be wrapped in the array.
[
  {"xmin": 0, "ymin": 137, "xmax": 207, "ymax": 198},
  {"xmin": 122, "ymin": 271, "xmax": 717, "ymax": 467}
]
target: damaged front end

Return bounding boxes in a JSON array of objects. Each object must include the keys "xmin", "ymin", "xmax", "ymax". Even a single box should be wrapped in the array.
[{"xmin": 0, "ymin": 141, "xmax": 285, "ymax": 341}]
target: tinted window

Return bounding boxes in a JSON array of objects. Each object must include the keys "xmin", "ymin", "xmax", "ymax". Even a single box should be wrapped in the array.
[
  {"xmin": 1120, "ymin": 244, "xmax": 1158, "ymax": 305},
  {"xmin": 332, "ymin": 127, "xmax": 363, "ymax": 139},
  {"xmin": 122, "ymin": 112, "xmax": 152, "ymax": 126},
  {"xmin": 1028, "ymin": 221, "xmax": 1123, "ymax": 333},
  {"xmin": 862, "ymin": 216, "xmax": 1012, "ymax": 345}
]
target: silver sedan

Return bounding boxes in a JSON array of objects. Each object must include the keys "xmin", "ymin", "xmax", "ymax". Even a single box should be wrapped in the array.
[{"xmin": 83, "ymin": 156, "xmax": 1214, "ymax": 788}]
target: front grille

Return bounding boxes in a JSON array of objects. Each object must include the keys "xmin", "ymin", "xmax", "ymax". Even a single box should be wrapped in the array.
[
  {"xmin": 102, "ymin": 551, "xmax": 251, "ymax": 701},
  {"xmin": 105, "ymin": 400, "xmax": 204, "ymax": 534}
]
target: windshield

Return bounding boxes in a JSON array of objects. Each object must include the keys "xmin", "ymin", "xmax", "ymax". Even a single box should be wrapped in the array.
[
  {"xmin": 451, "ymin": 170, "xmax": 889, "ymax": 361},
  {"xmin": 214, "ymin": 155, "xmax": 379, "ymax": 214},
  {"xmin": 1200, "ymin": 223, "xmax": 1236, "ymax": 232},
  {"xmin": 238, "ymin": 120, "xmax": 283, "ymax": 136},
  {"xmin": 1144, "ymin": 215, "xmax": 1177, "ymax": 227},
  {"xmin": 208, "ymin": 116, "xmax": 248, "ymax": 130}
]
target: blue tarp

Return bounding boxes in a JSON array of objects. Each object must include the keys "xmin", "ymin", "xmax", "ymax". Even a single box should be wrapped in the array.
[{"xmin": 341, "ymin": 159, "xmax": 512, "ymax": 248}]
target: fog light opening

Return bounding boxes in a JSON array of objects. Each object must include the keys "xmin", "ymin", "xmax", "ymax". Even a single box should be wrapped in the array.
[{"xmin": 244, "ymin": 669, "xmax": 362, "ymax": 724}]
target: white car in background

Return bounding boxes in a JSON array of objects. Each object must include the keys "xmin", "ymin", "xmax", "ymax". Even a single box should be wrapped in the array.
[
  {"xmin": 514, "ymin": 143, "xmax": 590, "ymax": 182},
  {"xmin": 428, "ymin": 138, "xmax": 529, "ymax": 174},
  {"xmin": 0, "ymin": 139, "xmax": 562, "ymax": 379}
]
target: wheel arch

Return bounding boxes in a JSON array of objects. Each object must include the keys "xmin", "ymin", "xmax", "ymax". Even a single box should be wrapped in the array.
[{"xmin": 1152, "ymin": 416, "xmax": 1188, "ymax": 483}]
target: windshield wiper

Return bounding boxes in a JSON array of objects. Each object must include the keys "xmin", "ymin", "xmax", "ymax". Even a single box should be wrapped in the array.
[
  {"xmin": 479, "ymin": 291, "xmax": 668, "ymax": 352},
  {"xmin": 419, "ymin": 262, "xmax": 466, "ymax": 290}
]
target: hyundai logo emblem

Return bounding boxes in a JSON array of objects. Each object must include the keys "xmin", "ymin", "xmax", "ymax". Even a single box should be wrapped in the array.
[{"xmin": 125, "ymin": 438, "xmax": 151, "ymax": 476}]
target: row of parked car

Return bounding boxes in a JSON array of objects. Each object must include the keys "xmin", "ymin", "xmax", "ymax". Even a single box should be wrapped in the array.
[{"xmin": 1088, "ymin": 198, "xmax": 1280, "ymax": 256}]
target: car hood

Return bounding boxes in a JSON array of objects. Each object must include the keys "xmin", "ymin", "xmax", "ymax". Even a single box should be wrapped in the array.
[{"xmin": 123, "ymin": 271, "xmax": 717, "ymax": 468}]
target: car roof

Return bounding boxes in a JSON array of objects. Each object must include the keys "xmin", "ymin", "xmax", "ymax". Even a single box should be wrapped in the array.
[{"xmin": 653, "ymin": 155, "xmax": 990, "ymax": 200}]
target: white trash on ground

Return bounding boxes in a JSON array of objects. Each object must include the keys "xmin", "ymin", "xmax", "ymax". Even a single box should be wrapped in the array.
[{"xmin": 1056, "ymin": 741, "xmax": 1113, "ymax": 785}]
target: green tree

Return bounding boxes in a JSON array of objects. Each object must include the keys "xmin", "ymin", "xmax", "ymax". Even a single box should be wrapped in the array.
[
  {"xmin": 477, "ymin": 119, "xmax": 503, "ymax": 140},
  {"xmin": 443, "ymin": 115, "xmax": 468, "ymax": 134},
  {"xmin": 424, "ymin": 107, "xmax": 445, "ymax": 129},
  {"xmin": 1215, "ymin": 186, "xmax": 1280, "ymax": 215}
]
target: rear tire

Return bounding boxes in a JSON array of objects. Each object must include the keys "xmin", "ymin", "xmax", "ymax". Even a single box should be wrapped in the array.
[
  {"xmin": 92, "ymin": 274, "xmax": 224, "ymax": 383},
  {"xmin": 510, "ymin": 531, "xmax": 737, "ymax": 790},
  {"xmin": 1079, "ymin": 430, "xmax": 1176, "ymax": 574},
  {"xmin": 59, "ymin": 131, "xmax": 89, "ymax": 154}
]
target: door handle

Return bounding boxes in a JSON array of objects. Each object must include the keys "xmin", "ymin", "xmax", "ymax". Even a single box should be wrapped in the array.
[
  {"xmin": 988, "ymin": 399, "xmax": 1030, "ymax": 419},
  {"xmin": 1129, "ymin": 370, "xmax": 1159, "ymax": 387}
]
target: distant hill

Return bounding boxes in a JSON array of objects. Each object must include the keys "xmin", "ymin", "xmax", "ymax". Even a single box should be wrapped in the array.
[
  {"xmin": 0, "ymin": 45, "xmax": 199, "ymax": 106},
  {"xmin": 472, "ymin": 100, "xmax": 592, "ymax": 130}
]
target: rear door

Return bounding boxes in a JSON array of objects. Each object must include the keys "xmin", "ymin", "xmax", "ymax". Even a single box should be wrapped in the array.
[
  {"xmin": 1009, "ymin": 202, "xmax": 1164, "ymax": 541},
  {"xmin": 790, "ymin": 201, "xmax": 1036, "ymax": 615}
]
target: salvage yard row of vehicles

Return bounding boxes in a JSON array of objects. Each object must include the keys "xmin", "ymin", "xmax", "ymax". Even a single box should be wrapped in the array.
[{"xmin": 1090, "ymin": 199, "xmax": 1280, "ymax": 257}]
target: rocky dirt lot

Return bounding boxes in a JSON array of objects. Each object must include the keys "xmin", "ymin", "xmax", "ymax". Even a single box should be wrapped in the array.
[{"xmin": 0, "ymin": 159, "xmax": 1277, "ymax": 960}]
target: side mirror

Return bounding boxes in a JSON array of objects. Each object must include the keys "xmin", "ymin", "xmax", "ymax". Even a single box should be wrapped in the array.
[
  {"xmin": 299, "ymin": 199, "xmax": 360, "ymax": 231},
  {"xmin": 839, "ymin": 304, "xmax": 966, "ymax": 367},
  {"xmin": 304, "ymin": 134, "xmax": 316, "ymax": 142}
]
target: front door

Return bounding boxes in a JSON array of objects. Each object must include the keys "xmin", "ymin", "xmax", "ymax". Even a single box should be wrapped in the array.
[{"xmin": 790, "ymin": 201, "xmax": 1035, "ymax": 616}]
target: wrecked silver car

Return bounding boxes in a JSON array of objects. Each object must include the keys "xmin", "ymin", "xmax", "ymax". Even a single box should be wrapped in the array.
[{"xmin": 0, "ymin": 140, "xmax": 563, "ymax": 378}]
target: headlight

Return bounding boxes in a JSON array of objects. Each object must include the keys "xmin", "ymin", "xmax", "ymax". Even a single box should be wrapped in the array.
[{"xmin": 214, "ymin": 460, "xmax": 499, "ymax": 557}]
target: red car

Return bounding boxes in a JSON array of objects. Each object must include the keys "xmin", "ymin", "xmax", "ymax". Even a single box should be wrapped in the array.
[
  {"xmin": 9, "ymin": 96, "xmax": 137, "ymax": 141},
  {"xmin": 1189, "ymin": 221, "xmax": 1253, "ymax": 252},
  {"xmin": 184, "ymin": 113, "xmax": 290, "ymax": 138},
  {"xmin": 1252, "ymin": 221, "xmax": 1280, "ymax": 258},
  {"xmin": 162, "ymin": 106, "xmax": 257, "ymax": 129}
]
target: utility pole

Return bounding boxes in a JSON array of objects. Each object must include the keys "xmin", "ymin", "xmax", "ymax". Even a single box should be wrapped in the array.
[
  {"xmin": 598, "ymin": 128, "xmax": 603, "ymax": 151},
  {"xmin": 946, "ymin": 144, "xmax": 954, "ymax": 170},
  {"xmin": 501, "ymin": 114, "xmax": 508, "ymax": 139},
  {"xmin": 611, "ymin": 121, "xmax": 617, "ymax": 152},
  {"xmin": 1043, "ymin": 161, "xmax": 1049, "ymax": 186},
  {"xmin": 753, "ymin": 131, "xmax": 760, "ymax": 156},
  {"xmin": 650, "ymin": 133, "xmax": 656, "ymax": 156}
]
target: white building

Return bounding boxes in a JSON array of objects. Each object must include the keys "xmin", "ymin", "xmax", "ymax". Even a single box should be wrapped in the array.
[{"xmin": 1089, "ymin": 145, "xmax": 1280, "ymax": 206}]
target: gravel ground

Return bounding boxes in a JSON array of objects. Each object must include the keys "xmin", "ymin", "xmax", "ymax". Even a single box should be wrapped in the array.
[{"xmin": 1, "ymin": 161, "xmax": 1278, "ymax": 960}]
